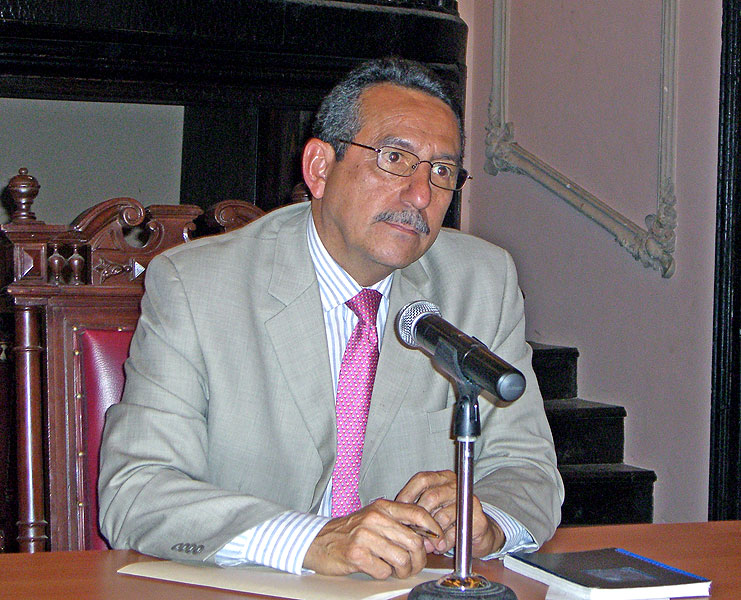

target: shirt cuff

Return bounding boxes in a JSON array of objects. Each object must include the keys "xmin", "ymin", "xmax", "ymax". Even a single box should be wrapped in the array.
[
  {"xmin": 214, "ymin": 511, "xmax": 330, "ymax": 574},
  {"xmin": 478, "ymin": 502, "xmax": 538, "ymax": 559}
]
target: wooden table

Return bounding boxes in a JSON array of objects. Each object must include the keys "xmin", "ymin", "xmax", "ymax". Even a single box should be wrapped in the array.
[{"xmin": 0, "ymin": 521, "xmax": 738, "ymax": 599}]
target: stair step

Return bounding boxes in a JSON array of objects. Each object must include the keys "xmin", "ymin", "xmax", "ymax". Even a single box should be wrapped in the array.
[
  {"xmin": 530, "ymin": 342, "xmax": 579, "ymax": 400},
  {"xmin": 529, "ymin": 342, "xmax": 657, "ymax": 526},
  {"xmin": 545, "ymin": 398, "xmax": 626, "ymax": 465},
  {"xmin": 559, "ymin": 464, "xmax": 657, "ymax": 525}
]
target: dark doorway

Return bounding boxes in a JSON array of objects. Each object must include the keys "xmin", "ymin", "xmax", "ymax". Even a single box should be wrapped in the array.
[{"xmin": 711, "ymin": 0, "xmax": 741, "ymax": 520}]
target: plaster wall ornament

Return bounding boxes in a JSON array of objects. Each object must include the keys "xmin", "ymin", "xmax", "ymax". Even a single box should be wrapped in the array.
[{"xmin": 485, "ymin": 0, "xmax": 678, "ymax": 278}]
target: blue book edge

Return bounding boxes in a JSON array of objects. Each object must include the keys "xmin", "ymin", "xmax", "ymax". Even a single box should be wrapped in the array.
[{"xmin": 614, "ymin": 548, "xmax": 709, "ymax": 582}]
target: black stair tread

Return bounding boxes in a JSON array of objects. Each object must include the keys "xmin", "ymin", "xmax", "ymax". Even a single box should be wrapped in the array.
[
  {"xmin": 545, "ymin": 397, "xmax": 627, "ymax": 418},
  {"xmin": 530, "ymin": 341, "xmax": 579, "ymax": 353},
  {"xmin": 530, "ymin": 342, "xmax": 579, "ymax": 400},
  {"xmin": 559, "ymin": 463, "xmax": 657, "ymax": 525},
  {"xmin": 558, "ymin": 463, "xmax": 657, "ymax": 482},
  {"xmin": 546, "ymin": 398, "xmax": 627, "ymax": 465}
]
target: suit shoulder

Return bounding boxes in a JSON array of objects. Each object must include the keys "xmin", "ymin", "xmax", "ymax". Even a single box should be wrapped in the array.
[
  {"xmin": 155, "ymin": 202, "xmax": 309, "ymax": 266},
  {"xmin": 413, "ymin": 229, "xmax": 521, "ymax": 301},
  {"xmin": 425, "ymin": 228, "xmax": 514, "ymax": 269}
]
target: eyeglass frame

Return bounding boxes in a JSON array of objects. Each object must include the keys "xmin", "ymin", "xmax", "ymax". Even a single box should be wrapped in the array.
[{"xmin": 337, "ymin": 139, "xmax": 472, "ymax": 191}]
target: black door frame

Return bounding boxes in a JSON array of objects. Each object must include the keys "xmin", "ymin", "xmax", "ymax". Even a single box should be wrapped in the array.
[{"xmin": 711, "ymin": 0, "xmax": 741, "ymax": 520}]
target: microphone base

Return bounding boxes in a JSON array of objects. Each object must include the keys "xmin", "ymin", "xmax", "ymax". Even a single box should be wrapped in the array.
[{"xmin": 408, "ymin": 573, "xmax": 517, "ymax": 600}]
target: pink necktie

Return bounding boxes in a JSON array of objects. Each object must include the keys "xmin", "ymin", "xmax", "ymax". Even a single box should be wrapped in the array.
[{"xmin": 331, "ymin": 288, "xmax": 382, "ymax": 518}]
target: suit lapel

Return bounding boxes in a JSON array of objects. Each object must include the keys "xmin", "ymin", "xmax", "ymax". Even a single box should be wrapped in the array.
[{"xmin": 262, "ymin": 207, "xmax": 337, "ymax": 505}]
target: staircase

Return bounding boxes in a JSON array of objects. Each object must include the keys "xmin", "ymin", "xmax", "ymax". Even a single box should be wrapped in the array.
[{"xmin": 530, "ymin": 342, "xmax": 657, "ymax": 525}]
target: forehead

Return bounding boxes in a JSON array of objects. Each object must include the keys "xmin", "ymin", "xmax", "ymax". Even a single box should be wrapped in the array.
[{"xmin": 356, "ymin": 83, "xmax": 461, "ymax": 158}]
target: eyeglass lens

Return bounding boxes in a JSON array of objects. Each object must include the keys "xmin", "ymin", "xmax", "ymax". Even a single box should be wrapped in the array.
[{"xmin": 377, "ymin": 146, "xmax": 466, "ymax": 190}]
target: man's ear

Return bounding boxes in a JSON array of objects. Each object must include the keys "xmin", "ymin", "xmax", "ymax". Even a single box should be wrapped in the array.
[{"xmin": 302, "ymin": 138, "xmax": 335, "ymax": 200}]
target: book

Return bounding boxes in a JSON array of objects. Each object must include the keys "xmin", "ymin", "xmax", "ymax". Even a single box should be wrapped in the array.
[{"xmin": 503, "ymin": 547, "xmax": 711, "ymax": 599}]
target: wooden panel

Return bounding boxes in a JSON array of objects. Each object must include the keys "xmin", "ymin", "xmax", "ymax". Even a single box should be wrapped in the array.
[
  {"xmin": 181, "ymin": 105, "xmax": 260, "ymax": 209},
  {"xmin": 256, "ymin": 107, "xmax": 315, "ymax": 211}
]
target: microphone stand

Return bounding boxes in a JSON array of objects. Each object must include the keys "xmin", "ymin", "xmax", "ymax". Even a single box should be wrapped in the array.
[{"xmin": 408, "ymin": 379, "xmax": 517, "ymax": 600}]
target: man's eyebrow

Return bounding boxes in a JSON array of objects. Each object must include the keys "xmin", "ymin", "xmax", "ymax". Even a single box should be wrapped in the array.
[{"xmin": 379, "ymin": 136, "xmax": 461, "ymax": 164}]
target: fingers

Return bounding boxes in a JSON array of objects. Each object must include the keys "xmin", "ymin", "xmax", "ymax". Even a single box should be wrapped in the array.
[
  {"xmin": 394, "ymin": 470, "xmax": 505, "ymax": 557},
  {"xmin": 373, "ymin": 499, "xmax": 446, "ymax": 571},
  {"xmin": 380, "ymin": 497, "xmax": 444, "ymax": 538},
  {"xmin": 395, "ymin": 470, "xmax": 456, "ymax": 507},
  {"xmin": 303, "ymin": 500, "xmax": 441, "ymax": 579},
  {"xmin": 431, "ymin": 496, "xmax": 505, "ymax": 557},
  {"xmin": 471, "ymin": 511, "xmax": 507, "ymax": 558},
  {"xmin": 395, "ymin": 470, "xmax": 456, "ymax": 553}
]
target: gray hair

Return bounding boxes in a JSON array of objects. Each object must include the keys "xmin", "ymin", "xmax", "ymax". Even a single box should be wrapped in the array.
[{"xmin": 312, "ymin": 57, "xmax": 464, "ymax": 160}]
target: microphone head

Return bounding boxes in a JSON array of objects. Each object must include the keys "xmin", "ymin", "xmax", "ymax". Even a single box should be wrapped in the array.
[
  {"xmin": 496, "ymin": 372, "xmax": 527, "ymax": 403},
  {"xmin": 396, "ymin": 300, "xmax": 441, "ymax": 348}
]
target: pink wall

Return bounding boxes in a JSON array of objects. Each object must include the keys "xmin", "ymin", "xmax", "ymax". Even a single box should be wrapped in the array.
[{"xmin": 458, "ymin": 0, "xmax": 721, "ymax": 524}]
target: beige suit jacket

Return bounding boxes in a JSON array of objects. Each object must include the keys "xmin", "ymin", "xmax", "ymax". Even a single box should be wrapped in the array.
[{"xmin": 98, "ymin": 202, "xmax": 563, "ymax": 561}]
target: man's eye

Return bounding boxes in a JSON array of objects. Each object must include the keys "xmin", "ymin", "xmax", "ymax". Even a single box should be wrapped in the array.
[
  {"xmin": 433, "ymin": 164, "xmax": 453, "ymax": 178},
  {"xmin": 386, "ymin": 151, "xmax": 402, "ymax": 163}
]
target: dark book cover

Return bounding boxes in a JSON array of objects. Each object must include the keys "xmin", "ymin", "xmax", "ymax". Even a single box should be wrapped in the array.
[{"xmin": 504, "ymin": 547, "xmax": 710, "ymax": 599}]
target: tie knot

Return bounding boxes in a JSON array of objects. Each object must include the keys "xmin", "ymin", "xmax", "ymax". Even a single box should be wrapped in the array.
[{"xmin": 346, "ymin": 288, "xmax": 382, "ymax": 323}]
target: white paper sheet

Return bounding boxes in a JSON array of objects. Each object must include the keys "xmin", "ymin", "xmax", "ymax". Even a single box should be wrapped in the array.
[{"xmin": 118, "ymin": 560, "xmax": 451, "ymax": 600}]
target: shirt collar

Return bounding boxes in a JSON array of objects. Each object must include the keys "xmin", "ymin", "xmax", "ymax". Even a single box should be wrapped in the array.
[{"xmin": 307, "ymin": 213, "xmax": 393, "ymax": 312}]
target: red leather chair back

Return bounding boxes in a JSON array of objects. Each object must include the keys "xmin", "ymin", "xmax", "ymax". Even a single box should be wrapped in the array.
[{"xmin": 79, "ymin": 328, "xmax": 134, "ymax": 550}]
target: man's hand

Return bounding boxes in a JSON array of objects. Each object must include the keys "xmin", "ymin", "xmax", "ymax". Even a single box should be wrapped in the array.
[
  {"xmin": 303, "ymin": 499, "xmax": 444, "ymax": 579},
  {"xmin": 394, "ymin": 470, "xmax": 505, "ymax": 557}
]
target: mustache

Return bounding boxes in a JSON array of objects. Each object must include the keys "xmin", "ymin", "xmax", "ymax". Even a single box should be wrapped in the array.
[{"xmin": 374, "ymin": 210, "xmax": 430, "ymax": 236}]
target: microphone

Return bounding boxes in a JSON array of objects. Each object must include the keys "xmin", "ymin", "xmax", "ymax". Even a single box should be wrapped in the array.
[{"xmin": 396, "ymin": 300, "xmax": 526, "ymax": 403}]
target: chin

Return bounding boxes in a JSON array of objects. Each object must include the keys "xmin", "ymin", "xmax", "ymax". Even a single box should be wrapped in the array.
[
  {"xmin": 369, "ymin": 236, "xmax": 432, "ymax": 271},
  {"xmin": 374, "ymin": 251, "xmax": 425, "ymax": 272}
]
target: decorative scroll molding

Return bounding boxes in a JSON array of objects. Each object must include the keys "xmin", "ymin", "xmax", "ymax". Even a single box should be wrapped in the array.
[
  {"xmin": 93, "ymin": 257, "xmax": 145, "ymax": 283},
  {"xmin": 485, "ymin": 0, "xmax": 678, "ymax": 278},
  {"xmin": 2, "ymin": 169, "xmax": 264, "ymax": 288}
]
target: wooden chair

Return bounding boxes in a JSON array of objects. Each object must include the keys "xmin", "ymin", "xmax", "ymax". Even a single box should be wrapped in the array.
[{"xmin": 0, "ymin": 168, "xmax": 264, "ymax": 552}]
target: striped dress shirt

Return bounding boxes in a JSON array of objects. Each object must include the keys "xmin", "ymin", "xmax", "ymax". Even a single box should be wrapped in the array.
[{"xmin": 215, "ymin": 216, "xmax": 535, "ymax": 573}]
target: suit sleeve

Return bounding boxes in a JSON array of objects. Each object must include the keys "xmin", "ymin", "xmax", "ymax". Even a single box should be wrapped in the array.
[
  {"xmin": 473, "ymin": 250, "xmax": 564, "ymax": 546},
  {"xmin": 98, "ymin": 254, "xmax": 288, "ymax": 561}
]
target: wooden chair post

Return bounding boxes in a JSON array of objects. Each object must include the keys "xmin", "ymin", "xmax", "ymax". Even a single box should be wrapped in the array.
[
  {"xmin": 2, "ymin": 169, "xmax": 63, "ymax": 551},
  {"xmin": 14, "ymin": 305, "xmax": 46, "ymax": 552}
]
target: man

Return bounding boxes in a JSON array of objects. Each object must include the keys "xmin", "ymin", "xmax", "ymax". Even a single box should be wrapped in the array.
[{"xmin": 98, "ymin": 57, "xmax": 563, "ymax": 580}]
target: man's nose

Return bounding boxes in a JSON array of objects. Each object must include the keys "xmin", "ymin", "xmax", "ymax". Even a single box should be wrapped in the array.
[{"xmin": 400, "ymin": 162, "xmax": 432, "ymax": 209}]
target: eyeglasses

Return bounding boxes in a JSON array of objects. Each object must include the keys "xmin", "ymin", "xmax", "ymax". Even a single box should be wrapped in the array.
[{"xmin": 338, "ymin": 139, "xmax": 472, "ymax": 191}]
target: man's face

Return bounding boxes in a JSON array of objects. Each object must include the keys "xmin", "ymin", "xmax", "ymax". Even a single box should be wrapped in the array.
[{"xmin": 308, "ymin": 83, "xmax": 460, "ymax": 286}]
